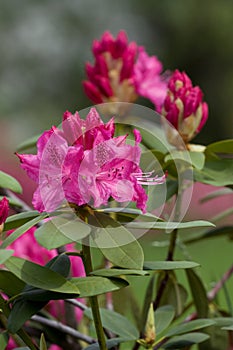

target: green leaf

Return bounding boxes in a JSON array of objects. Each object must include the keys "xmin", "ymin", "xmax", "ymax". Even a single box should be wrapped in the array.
[
  {"xmin": 35, "ymin": 216, "xmax": 91, "ymax": 249},
  {"xmin": 144, "ymin": 261, "xmax": 199, "ymax": 270},
  {"xmin": 14, "ymin": 348, "xmax": 31, "ymax": 350},
  {"xmin": 91, "ymin": 268, "xmax": 149, "ymax": 277},
  {"xmin": 165, "ymin": 319, "xmax": 215, "ymax": 337},
  {"xmin": 4, "ymin": 211, "xmax": 41, "ymax": 231},
  {"xmin": 0, "ymin": 171, "xmax": 22, "ymax": 193},
  {"xmin": 0, "ymin": 249, "xmax": 14, "ymax": 264},
  {"xmin": 214, "ymin": 317, "xmax": 233, "ymax": 327},
  {"xmin": 163, "ymin": 332, "xmax": 210, "ymax": 349},
  {"xmin": 127, "ymin": 220, "xmax": 215, "ymax": 230},
  {"xmin": 186, "ymin": 269, "xmax": 209, "ymax": 318},
  {"xmin": 194, "ymin": 159, "xmax": 233, "ymax": 186},
  {"xmin": 4, "ymin": 256, "xmax": 80, "ymax": 294},
  {"xmin": 1, "ymin": 213, "xmax": 47, "ymax": 249},
  {"xmin": 155, "ymin": 305, "xmax": 175, "ymax": 335},
  {"xmin": 0, "ymin": 332, "xmax": 8, "ymax": 350},
  {"xmin": 70, "ymin": 276, "xmax": 128, "ymax": 297},
  {"xmin": 165, "ymin": 150, "xmax": 205, "ymax": 170},
  {"xmin": 184, "ymin": 225, "xmax": 233, "ymax": 244},
  {"xmin": 40, "ymin": 333, "xmax": 47, "ymax": 350},
  {"xmin": 222, "ymin": 325, "xmax": 233, "ymax": 330},
  {"xmin": 91, "ymin": 212, "xmax": 144, "ymax": 270},
  {"xmin": 200, "ymin": 188, "xmax": 233, "ymax": 203},
  {"xmin": 16, "ymin": 134, "xmax": 40, "ymax": 152},
  {"xmin": 206, "ymin": 139, "xmax": 233, "ymax": 156},
  {"xmin": 0, "ymin": 270, "xmax": 25, "ymax": 295},
  {"xmin": 85, "ymin": 308, "xmax": 139, "ymax": 340},
  {"xmin": 85, "ymin": 338, "xmax": 127, "ymax": 350}
]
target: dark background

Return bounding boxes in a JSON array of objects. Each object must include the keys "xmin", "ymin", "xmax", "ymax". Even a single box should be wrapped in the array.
[{"xmin": 0, "ymin": 0, "xmax": 233, "ymax": 150}]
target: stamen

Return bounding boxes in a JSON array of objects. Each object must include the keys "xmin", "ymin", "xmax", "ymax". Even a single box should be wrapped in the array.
[{"xmin": 134, "ymin": 172, "xmax": 167, "ymax": 186}]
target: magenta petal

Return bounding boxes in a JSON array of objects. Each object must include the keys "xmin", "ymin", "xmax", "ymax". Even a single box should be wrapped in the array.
[
  {"xmin": 62, "ymin": 110, "xmax": 83, "ymax": 145},
  {"xmin": 16, "ymin": 153, "xmax": 40, "ymax": 183},
  {"xmin": 0, "ymin": 197, "xmax": 9, "ymax": 224}
]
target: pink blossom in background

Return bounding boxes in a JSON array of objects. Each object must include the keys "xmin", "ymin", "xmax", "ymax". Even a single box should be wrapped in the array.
[
  {"xmin": 17, "ymin": 108, "xmax": 166, "ymax": 213},
  {"xmin": 0, "ymin": 197, "xmax": 9, "ymax": 225},
  {"xmin": 83, "ymin": 30, "xmax": 167, "ymax": 110},
  {"xmin": 162, "ymin": 69, "xmax": 208, "ymax": 145}
]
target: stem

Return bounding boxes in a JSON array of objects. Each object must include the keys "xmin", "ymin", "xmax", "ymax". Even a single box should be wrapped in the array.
[
  {"xmin": 31, "ymin": 315, "xmax": 95, "ymax": 344},
  {"xmin": 82, "ymin": 238, "xmax": 107, "ymax": 350},
  {"xmin": 207, "ymin": 264, "xmax": 233, "ymax": 300}
]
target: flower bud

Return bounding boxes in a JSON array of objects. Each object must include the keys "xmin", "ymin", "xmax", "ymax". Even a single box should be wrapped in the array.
[
  {"xmin": 0, "ymin": 197, "xmax": 9, "ymax": 232},
  {"xmin": 162, "ymin": 70, "xmax": 208, "ymax": 146}
]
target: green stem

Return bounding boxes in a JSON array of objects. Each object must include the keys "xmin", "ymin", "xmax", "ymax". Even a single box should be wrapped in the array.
[{"xmin": 82, "ymin": 238, "xmax": 107, "ymax": 350}]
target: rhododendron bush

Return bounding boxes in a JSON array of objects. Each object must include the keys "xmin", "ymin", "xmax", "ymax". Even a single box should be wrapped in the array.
[{"xmin": 0, "ymin": 31, "xmax": 233, "ymax": 350}]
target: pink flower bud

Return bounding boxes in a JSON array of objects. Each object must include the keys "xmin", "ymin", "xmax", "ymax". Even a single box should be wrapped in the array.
[
  {"xmin": 162, "ymin": 70, "xmax": 208, "ymax": 144},
  {"xmin": 0, "ymin": 197, "xmax": 9, "ymax": 225}
]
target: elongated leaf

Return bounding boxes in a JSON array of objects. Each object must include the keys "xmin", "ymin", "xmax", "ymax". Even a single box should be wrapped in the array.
[
  {"xmin": 85, "ymin": 308, "xmax": 139, "ymax": 340},
  {"xmin": 91, "ymin": 212, "xmax": 144, "ymax": 270},
  {"xmin": 40, "ymin": 333, "xmax": 47, "ymax": 350},
  {"xmin": 155, "ymin": 305, "xmax": 175, "ymax": 335},
  {"xmin": 0, "ymin": 332, "xmax": 8, "ymax": 350},
  {"xmin": 214, "ymin": 317, "xmax": 233, "ymax": 327},
  {"xmin": 16, "ymin": 134, "xmax": 40, "ymax": 152},
  {"xmin": 206, "ymin": 139, "xmax": 233, "ymax": 155},
  {"xmin": 165, "ymin": 319, "xmax": 215, "ymax": 337},
  {"xmin": 144, "ymin": 261, "xmax": 199, "ymax": 270},
  {"xmin": 200, "ymin": 188, "xmax": 233, "ymax": 203},
  {"xmin": 85, "ymin": 338, "xmax": 127, "ymax": 350},
  {"xmin": 127, "ymin": 220, "xmax": 215, "ymax": 230},
  {"xmin": 186, "ymin": 269, "xmax": 209, "ymax": 318},
  {"xmin": 4, "ymin": 211, "xmax": 41, "ymax": 231},
  {"xmin": 0, "ymin": 270, "xmax": 26, "ymax": 295},
  {"xmin": 165, "ymin": 150, "xmax": 205, "ymax": 170},
  {"xmin": 184, "ymin": 225, "xmax": 233, "ymax": 244},
  {"xmin": 91, "ymin": 268, "xmax": 149, "ymax": 277},
  {"xmin": 0, "ymin": 249, "xmax": 14, "ymax": 264},
  {"xmin": 0, "ymin": 171, "xmax": 22, "ymax": 193},
  {"xmin": 70, "ymin": 276, "xmax": 128, "ymax": 297},
  {"xmin": 194, "ymin": 159, "xmax": 233, "ymax": 186},
  {"xmin": 1, "ymin": 213, "xmax": 48, "ymax": 249},
  {"xmin": 4, "ymin": 256, "xmax": 79, "ymax": 294},
  {"xmin": 35, "ymin": 216, "xmax": 90, "ymax": 249},
  {"xmin": 163, "ymin": 332, "xmax": 210, "ymax": 349}
]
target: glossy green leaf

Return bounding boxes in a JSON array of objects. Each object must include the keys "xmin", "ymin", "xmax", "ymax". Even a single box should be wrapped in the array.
[
  {"xmin": 214, "ymin": 317, "xmax": 233, "ymax": 327},
  {"xmin": 40, "ymin": 333, "xmax": 47, "ymax": 350},
  {"xmin": 127, "ymin": 220, "xmax": 215, "ymax": 230},
  {"xmin": 91, "ymin": 268, "xmax": 149, "ymax": 277},
  {"xmin": 35, "ymin": 216, "xmax": 91, "ymax": 249},
  {"xmin": 4, "ymin": 211, "xmax": 41, "ymax": 231},
  {"xmin": 186, "ymin": 269, "xmax": 209, "ymax": 318},
  {"xmin": 194, "ymin": 159, "xmax": 233, "ymax": 186},
  {"xmin": 70, "ymin": 276, "xmax": 128, "ymax": 297},
  {"xmin": 0, "ymin": 270, "xmax": 26, "ymax": 295},
  {"xmin": 200, "ymin": 187, "xmax": 233, "ymax": 203},
  {"xmin": 4, "ymin": 256, "xmax": 80, "ymax": 294},
  {"xmin": 184, "ymin": 225, "xmax": 233, "ymax": 244},
  {"xmin": 14, "ymin": 348, "xmax": 31, "ymax": 350},
  {"xmin": 165, "ymin": 150, "xmax": 205, "ymax": 170},
  {"xmin": 85, "ymin": 307, "xmax": 139, "ymax": 340},
  {"xmin": 144, "ymin": 261, "xmax": 199, "ymax": 270},
  {"xmin": 163, "ymin": 332, "xmax": 210, "ymax": 349},
  {"xmin": 0, "ymin": 332, "xmax": 8, "ymax": 350},
  {"xmin": 0, "ymin": 249, "xmax": 14, "ymax": 264},
  {"xmin": 206, "ymin": 139, "xmax": 233, "ymax": 155},
  {"xmin": 16, "ymin": 134, "xmax": 40, "ymax": 152},
  {"xmin": 0, "ymin": 171, "xmax": 22, "ymax": 193},
  {"xmin": 155, "ymin": 305, "xmax": 175, "ymax": 335},
  {"xmin": 222, "ymin": 325, "xmax": 233, "ymax": 330},
  {"xmin": 165, "ymin": 319, "xmax": 215, "ymax": 337},
  {"xmin": 1, "ymin": 213, "xmax": 47, "ymax": 249},
  {"xmin": 91, "ymin": 212, "xmax": 144, "ymax": 270}
]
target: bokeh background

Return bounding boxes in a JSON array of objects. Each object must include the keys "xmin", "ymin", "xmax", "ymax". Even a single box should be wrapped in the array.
[{"xmin": 0, "ymin": 0, "xmax": 233, "ymax": 149}]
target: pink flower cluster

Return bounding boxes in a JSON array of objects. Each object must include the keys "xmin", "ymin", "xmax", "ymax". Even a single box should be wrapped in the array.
[
  {"xmin": 17, "ymin": 108, "xmax": 165, "ymax": 214},
  {"xmin": 162, "ymin": 70, "xmax": 208, "ymax": 144},
  {"xmin": 83, "ymin": 31, "xmax": 167, "ymax": 111},
  {"xmin": 83, "ymin": 31, "xmax": 209, "ymax": 144},
  {"xmin": 5, "ymin": 227, "xmax": 85, "ymax": 350}
]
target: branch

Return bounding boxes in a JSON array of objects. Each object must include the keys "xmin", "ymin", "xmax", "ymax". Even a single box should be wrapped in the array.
[{"xmin": 31, "ymin": 315, "xmax": 96, "ymax": 344}]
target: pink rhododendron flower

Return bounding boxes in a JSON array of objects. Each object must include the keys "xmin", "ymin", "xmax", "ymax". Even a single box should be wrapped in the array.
[
  {"xmin": 83, "ymin": 31, "xmax": 167, "ymax": 111},
  {"xmin": 0, "ymin": 197, "xmax": 9, "ymax": 225},
  {"xmin": 17, "ymin": 108, "xmax": 166, "ymax": 213},
  {"xmin": 162, "ymin": 69, "xmax": 208, "ymax": 145}
]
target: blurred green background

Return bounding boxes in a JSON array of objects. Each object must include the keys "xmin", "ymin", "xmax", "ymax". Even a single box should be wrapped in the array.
[{"xmin": 0, "ymin": 0, "xmax": 233, "ymax": 149}]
